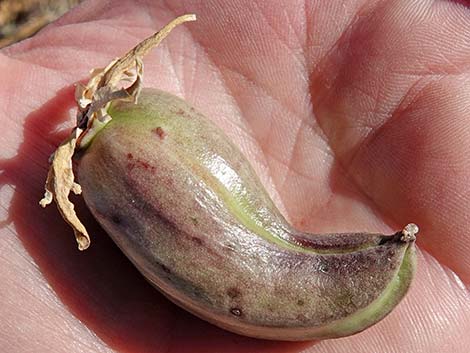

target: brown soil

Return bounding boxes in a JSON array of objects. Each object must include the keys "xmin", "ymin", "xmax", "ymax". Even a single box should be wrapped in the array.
[{"xmin": 0, "ymin": 0, "xmax": 82, "ymax": 48}]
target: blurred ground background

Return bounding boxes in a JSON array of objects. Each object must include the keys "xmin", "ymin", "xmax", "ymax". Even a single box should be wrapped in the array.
[{"xmin": 0, "ymin": 0, "xmax": 82, "ymax": 48}]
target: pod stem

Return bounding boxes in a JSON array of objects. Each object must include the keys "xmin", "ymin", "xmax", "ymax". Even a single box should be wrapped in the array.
[
  {"xmin": 377, "ymin": 223, "xmax": 419, "ymax": 246},
  {"xmin": 39, "ymin": 14, "xmax": 196, "ymax": 250}
]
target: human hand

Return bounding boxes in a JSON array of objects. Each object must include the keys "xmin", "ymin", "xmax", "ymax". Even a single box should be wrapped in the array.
[{"xmin": 1, "ymin": 1, "xmax": 469, "ymax": 352}]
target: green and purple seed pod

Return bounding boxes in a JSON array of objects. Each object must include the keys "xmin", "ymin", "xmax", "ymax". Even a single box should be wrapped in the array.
[{"xmin": 41, "ymin": 15, "xmax": 418, "ymax": 341}]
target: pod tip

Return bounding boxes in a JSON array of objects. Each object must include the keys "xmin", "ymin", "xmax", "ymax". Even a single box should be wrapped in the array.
[{"xmin": 401, "ymin": 223, "xmax": 419, "ymax": 243}]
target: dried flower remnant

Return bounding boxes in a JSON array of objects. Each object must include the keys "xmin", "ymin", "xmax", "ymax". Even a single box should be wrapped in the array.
[{"xmin": 40, "ymin": 14, "xmax": 196, "ymax": 250}]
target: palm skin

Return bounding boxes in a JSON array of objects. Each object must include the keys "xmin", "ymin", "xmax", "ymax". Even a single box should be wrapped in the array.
[{"xmin": 1, "ymin": 0, "xmax": 470, "ymax": 352}]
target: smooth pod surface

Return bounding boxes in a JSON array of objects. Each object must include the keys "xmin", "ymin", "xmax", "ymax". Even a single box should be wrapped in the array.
[{"xmin": 77, "ymin": 88, "xmax": 417, "ymax": 341}]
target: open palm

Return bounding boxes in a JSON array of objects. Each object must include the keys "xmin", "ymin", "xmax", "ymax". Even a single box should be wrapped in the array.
[{"xmin": 1, "ymin": 0, "xmax": 470, "ymax": 352}]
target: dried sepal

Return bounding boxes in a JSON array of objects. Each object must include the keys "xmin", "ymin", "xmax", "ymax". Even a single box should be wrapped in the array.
[
  {"xmin": 75, "ymin": 13, "xmax": 196, "ymax": 141},
  {"xmin": 40, "ymin": 14, "xmax": 196, "ymax": 250},
  {"xmin": 39, "ymin": 128, "xmax": 90, "ymax": 250}
]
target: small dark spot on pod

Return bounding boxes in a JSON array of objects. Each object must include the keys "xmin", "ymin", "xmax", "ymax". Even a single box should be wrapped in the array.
[
  {"xmin": 138, "ymin": 159, "xmax": 151, "ymax": 170},
  {"xmin": 191, "ymin": 287, "xmax": 205, "ymax": 299},
  {"xmin": 319, "ymin": 263, "xmax": 329, "ymax": 274},
  {"xmin": 160, "ymin": 263, "xmax": 172, "ymax": 274},
  {"xmin": 153, "ymin": 127, "xmax": 166, "ymax": 139},
  {"xmin": 191, "ymin": 237, "xmax": 203, "ymax": 246},
  {"xmin": 227, "ymin": 287, "xmax": 241, "ymax": 299},
  {"xmin": 111, "ymin": 215, "xmax": 121, "ymax": 224},
  {"xmin": 297, "ymin": 299, "xmax": 305, "ymax": 306},
  {"xmin": 230, "ymin": 308, "xmax": 242, "ymax": 316},
  {"xmin": 127, "ymin": 153, "xmax": 133, "ymax": 159}
]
